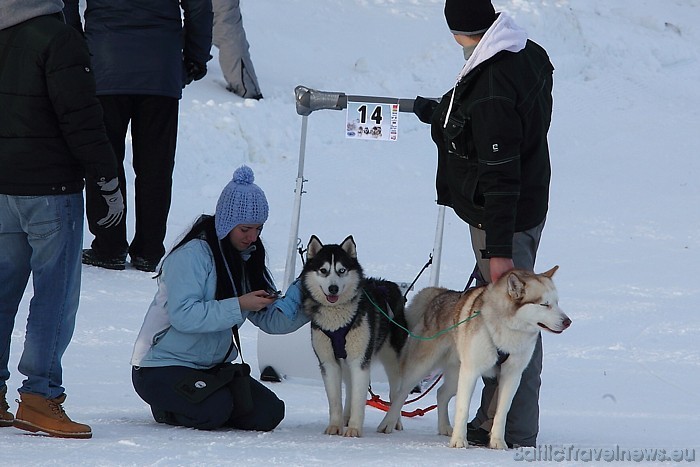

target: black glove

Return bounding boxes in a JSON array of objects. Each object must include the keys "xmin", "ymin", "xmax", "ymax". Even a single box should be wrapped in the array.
[
  {"xmin": 413, "ymin": 96, "xmax": 439, "ymax": 124},
  {"xmin": 184, "ymin": 58, "xmax": 207, "ymax": 86},
  {"xmin": 96, "ymin": 177, "xmax": 124, "ymax": 228}
]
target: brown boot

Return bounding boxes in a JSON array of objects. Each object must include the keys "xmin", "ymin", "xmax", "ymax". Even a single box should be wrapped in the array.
[
  {"xmin": 13, "ymin": 393, "xmax": 92, "ymax": 439},
  {"xmin": 1, "ymin": 386, "xmax": 13, "ymax": 427}
]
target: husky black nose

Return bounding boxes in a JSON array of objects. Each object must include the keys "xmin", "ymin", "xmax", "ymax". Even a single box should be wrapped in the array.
[
  {"xmin": 328, "ymin": 285, "xmax": 339, "ymax": 295},
  {"xmin": 562, "ymin": 317, "xmax": 572, "ymax": 329}
]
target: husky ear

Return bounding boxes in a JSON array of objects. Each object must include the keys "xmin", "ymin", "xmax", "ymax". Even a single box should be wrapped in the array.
[
  {"xmin": 307, "ymin": 235, "xmax": 323, "ymax": 260},
  {"xmin": 507, "ymin": 272, "xmax": 526, "ymax": 301},
  {"xmin": 340, "ymin": 235, "xmax": 357, "ymax": 259},
  {"xmin": 542, "ymin": 265, "xmax": 559, "ymax": 278}
]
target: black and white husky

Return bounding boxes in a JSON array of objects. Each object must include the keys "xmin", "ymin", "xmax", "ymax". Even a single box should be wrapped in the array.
[{"xmin": 300, "ymin": 235, "xmax": 407, "ymax": 437}]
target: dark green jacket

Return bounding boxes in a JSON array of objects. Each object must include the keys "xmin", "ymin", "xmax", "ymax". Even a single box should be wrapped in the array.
[
  {"xmin": 431, "ymin": 40, "xmax": 554, "ymax": 258},
  {"xmin": 0, "ymin": 14, "xmax": 117, "ymax": 195}
]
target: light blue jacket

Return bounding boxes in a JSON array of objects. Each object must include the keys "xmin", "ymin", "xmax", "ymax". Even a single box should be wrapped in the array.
[{"xmin": 131, "ymin": 239, "xmax": 308, "ymax": 369}]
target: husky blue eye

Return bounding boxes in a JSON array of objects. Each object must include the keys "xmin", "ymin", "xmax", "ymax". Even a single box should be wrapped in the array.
[{"xmin": 338, "ymin": 268, "xmax": 346, "ymax": 274}]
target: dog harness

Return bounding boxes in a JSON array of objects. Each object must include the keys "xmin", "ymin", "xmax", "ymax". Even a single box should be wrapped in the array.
[
  {"xmin": 321, "ymin": 285, "xmax": 392, "ymax": 360},
  {"xmin": 321, "ymin": 312, "xmax": 359, "ymax": 360}
]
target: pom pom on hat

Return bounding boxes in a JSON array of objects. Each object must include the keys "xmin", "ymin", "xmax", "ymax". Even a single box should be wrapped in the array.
[
  {"xmin": 444, "ymin": 0, "xmax": 496, "ymax": 36},
  {"xmin": 215, "ymin": 165, "xmax": 269, "ymax": 239}
]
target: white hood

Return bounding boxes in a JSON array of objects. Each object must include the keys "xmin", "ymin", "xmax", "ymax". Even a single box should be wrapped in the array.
[
  {"xmin": 456, "ymin": 12, "xmax": 528, "ymax": 82},
  {"xmin": 443, "ymin": 12, "xmax": 528, "ymax": 126}
]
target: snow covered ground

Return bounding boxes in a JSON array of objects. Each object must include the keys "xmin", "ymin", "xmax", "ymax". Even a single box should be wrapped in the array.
[{"xmin": 2, "ymin": 0, "xmax": 699, "ymax": 465}]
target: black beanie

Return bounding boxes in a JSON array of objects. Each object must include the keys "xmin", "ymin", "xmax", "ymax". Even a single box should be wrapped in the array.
[{"xmin": 444, "ymin": 0, "xmax": 496, "ymax": 35}]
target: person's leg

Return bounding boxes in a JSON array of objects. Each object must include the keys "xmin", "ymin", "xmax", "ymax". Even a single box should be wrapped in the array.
[
  {"xmin": 468, "ymin": 219, "xmax": 545, "ymax": 447},
  {"xmin": 132, "ymin": 366, "xmax": 232, "ymax": 430},
  {"xmin": 226, "ymin": 377, "xmax": 284, "ymax": 432},
  {"xmin": 85, "ymin": 95, "xmax": 131, "ymax": 260},
  {"xmin": 0, "ymin": 195, "xmax": 32, "ymax": 391},
  {"xmin": 128, "ymin": 95, "xmax": 178, "ymax": 265},
  {"xmin": 13, "ymin": 193, "xmax": 84, "ymax": 399},
  {"xmin": 212, "ymin": 0, "xmax": 262, "ymax": 99}
]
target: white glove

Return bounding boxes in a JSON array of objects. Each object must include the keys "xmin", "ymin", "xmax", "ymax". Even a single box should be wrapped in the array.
[{"xmin": 96, "ymin": 177, "xmax": 124, "ymax": 228}]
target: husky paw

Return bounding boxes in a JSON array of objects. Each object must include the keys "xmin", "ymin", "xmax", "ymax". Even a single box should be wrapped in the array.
[
  {"xmin": 376, "ymin": 423, "xmax": 392, "ymax": 434},
  {"xmin": 344, "ymin": 426, "xmax": 362, "ymax": 437},
  {"xmin": 324, "ymin": 425, "xmax": 343, "ymax": 436},
  {"xmin": 377, "ymin": 416, "xmax": 400, "ymax": 434},
  {"xmin": 449, "ymin": 436, "xmax": 467, "ymax": 448},
  {"xmin": 438, "ymin": 424, "xmax": 453, "ymax": 436},
  {"xmin": 488, "ymin": 437, "xmax": 508, "ymax": 450}
]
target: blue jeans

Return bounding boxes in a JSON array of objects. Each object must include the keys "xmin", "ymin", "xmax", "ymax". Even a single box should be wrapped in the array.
[{"xmin": 0, "ymin": 193, "xmax": 83, "ymax": 399}]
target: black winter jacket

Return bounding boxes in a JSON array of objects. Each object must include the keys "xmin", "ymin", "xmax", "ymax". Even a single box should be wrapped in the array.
[
  {"xmin": 0, "ymin": 14, "xmax": 118, "ymax": 196},
  {"xmin": 431, "ymin": 40, "xmax": 554, "ymax": 259}
]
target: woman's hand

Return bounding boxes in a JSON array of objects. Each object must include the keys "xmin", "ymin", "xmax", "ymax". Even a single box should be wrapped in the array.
[{"xmin": 238, "ymin": 290, "xmax": 277, "ymax": 312}]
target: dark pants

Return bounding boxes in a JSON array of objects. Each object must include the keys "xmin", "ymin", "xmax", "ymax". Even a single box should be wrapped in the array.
[
  {"xmin": 132, "ymin": 366, "xmax": 285, "ymax": 431},
  {"xmin": 468, "ymin": 220, "xmax": 546, "ymax": 447},
  {"xmin": 85, "ymin": 95, "xmax": 178, "ymax": 262}
]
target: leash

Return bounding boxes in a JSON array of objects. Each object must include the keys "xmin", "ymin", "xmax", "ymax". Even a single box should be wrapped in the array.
[
  {"xmin": 366, "ymin": 375, "xmax": 442, "ymax": 417},
  {"xmin": 402, "ymin": 254, "xmax": 433, "ymax": 300},
  {"xmin": 362, "ymin": 285, "xmax": 480, "ymax": 417},
  {"xmin": 296, "ymin": 240, "xmax": 307, "ymax": 266},
  {"xmin": 363, "ymin": 289, "xmax": 481, "ymax": 340},
  {"xmin": 463, "ymin": 263, "xmax": 484, "ymax": 292}
]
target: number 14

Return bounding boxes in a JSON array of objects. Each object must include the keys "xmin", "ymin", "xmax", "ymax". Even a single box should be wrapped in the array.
[{"xmin": 357, "ymin": 104, "xmax": 383, "ymax": 125}]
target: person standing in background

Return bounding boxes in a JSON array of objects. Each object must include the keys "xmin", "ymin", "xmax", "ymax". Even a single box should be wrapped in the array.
[
  {"xmin": 0, "ymin": 0, "xmax": 124, "ymax": 439},
  {"xmin": 212, "ymin": 0, "xmax": 262, "ymax": 99},
  {"xmin": 412, "ymin": 0, "xmax": 554, "ymax": 448},
  {"xmin": 64, "ymin": 0, "xmax": 213, "ymax": 272}
]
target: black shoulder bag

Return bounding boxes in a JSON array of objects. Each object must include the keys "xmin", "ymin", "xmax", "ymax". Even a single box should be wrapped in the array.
[{"xmin": 173, "ymin": 326, "xmax": 252, "ymax": 417}]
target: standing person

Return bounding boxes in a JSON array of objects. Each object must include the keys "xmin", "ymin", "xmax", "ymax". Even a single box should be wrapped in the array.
[
  {"xmin": 131, "ymin": 166, "xmax": 309, "ymax": 431},
  {"xmin": 0, "ymin": 0, "xmax": 124, "ymax": 439},
  {"xmin": 212, "ymin": 0, "xmax": 262, "ymax": 99},
  {"xmin": 412, "ymin": 0, "xmax": 554, "ymax": 448},
  {"xmin": 63, "ymin": 0, "xmax": 213, "ymax": 272}
]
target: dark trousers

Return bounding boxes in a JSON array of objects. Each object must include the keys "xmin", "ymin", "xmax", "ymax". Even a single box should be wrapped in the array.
[
  {"xmin": 132, "ymin": 366, "xmax": 285, "ymax": 431},
  {"xmin": 469, "ymin": 220, "xmax": 546, "ymax": 447},
  {"xmin": 85, "ymin": 95, "xmax": 178, "ymax": 261}
]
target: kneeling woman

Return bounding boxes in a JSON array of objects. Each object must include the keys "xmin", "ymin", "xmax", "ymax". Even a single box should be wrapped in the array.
[{"xmin": 131, "ymin": 166, "xmax": 309, "ymax": 431}]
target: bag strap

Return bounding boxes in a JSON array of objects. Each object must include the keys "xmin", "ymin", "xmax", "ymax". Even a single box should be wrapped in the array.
[
  {"xmin": 232, "ymin": 325, "xmax": 245, "ymax": 364},
  {"xmin": 221, "ymin": 325, "xmax": 245, "ymax": 365},
  {"xmin": 202, "ymin": 220, "xmax": 246, "ymax": 366}
]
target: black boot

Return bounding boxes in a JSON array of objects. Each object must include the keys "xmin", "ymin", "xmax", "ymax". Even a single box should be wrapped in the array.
[{"xmin": 82, "ymin": 249, "xmax": 127, "ymax": 270}]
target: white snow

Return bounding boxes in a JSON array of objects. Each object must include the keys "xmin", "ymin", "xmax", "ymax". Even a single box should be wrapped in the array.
[{"xmin": 2, "ymin": 0, "xmax": 699, "ymax": 465}]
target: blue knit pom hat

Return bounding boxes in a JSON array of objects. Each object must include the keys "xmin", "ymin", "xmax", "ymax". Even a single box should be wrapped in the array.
[{"xmin": 215, "ymin": 165, "xmax": 269, "ymax": 239}]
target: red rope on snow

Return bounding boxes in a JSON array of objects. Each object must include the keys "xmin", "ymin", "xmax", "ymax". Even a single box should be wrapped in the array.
[{"xmin": 366, "ymin": 374, "xmax": 442, "ymax": 418}]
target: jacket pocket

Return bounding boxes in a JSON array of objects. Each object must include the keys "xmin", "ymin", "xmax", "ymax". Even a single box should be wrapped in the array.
[{"xmin": 443, "ymin": 114, "xmax": 474, "ymax": 159}]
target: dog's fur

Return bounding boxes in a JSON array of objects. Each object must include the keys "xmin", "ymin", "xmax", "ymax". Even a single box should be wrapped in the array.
[
  {"xmin": 300, "ymin": 235, "xmax": 407, "ymax": 437},
  {"xmin": 377, "ymin": 267, "xmax": 571, "ymax": 449}
]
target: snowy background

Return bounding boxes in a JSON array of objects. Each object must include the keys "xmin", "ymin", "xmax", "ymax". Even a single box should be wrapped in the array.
[{"xmin": 3, "ymin": 0, "xmax": 699, "ymax": 465}]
